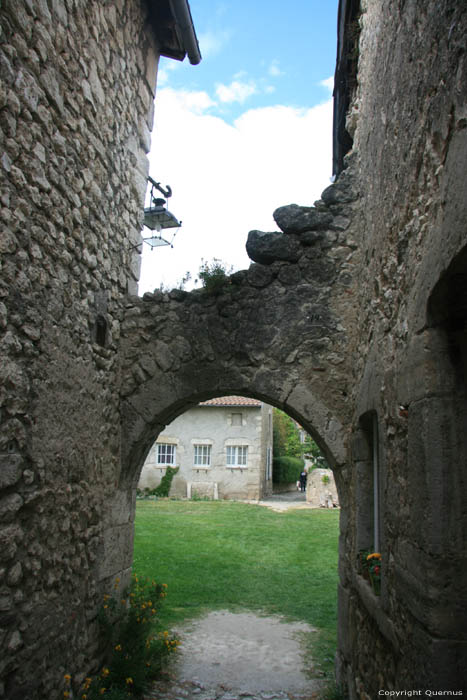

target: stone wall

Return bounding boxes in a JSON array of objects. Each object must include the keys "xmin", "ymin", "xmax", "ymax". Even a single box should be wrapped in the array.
[
  {"xmin": 306, "ymin": 468, "xmax": 339, "ymax": 508},
  {"xmin": 0, "ymin": 0, "xmax": 157, "ymax": 696},
  {"xmin": 2, "ymin": 0, "xmax": 466, "ymax": 696},
  {"xmin": 336, "ymin": 0, "xmax": 467, "ymax": 694}
]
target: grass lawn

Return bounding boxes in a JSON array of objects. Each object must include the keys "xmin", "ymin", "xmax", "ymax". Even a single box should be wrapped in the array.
[{"xmin": 133, "ymin": 500, "xmax": 340, "ymax": 678}]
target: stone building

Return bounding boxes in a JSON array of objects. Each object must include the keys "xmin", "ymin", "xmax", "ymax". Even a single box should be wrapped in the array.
[
  {"xmin": 1, "ymin": 0, "xmax": 466, "ymax": 698},
  {"xmin": 0, "ymin": 1, "xmax": 200, "ymax": 697},
  {"xmin": 138, "ymin": 397, "xmax": 273, "ymax": 500}
]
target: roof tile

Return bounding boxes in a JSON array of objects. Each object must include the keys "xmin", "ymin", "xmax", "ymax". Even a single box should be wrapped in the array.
[{"xmin": 199, "ymin": 396, "xmax": 262, "ymax": 407}]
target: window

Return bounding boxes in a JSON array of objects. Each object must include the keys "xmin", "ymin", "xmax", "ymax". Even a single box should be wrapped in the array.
[
  {"xmin": 156, "ymin": 443, "xmax": 176, "ymax": 466},
  {"xmin": 194, "ymin": 444, "xmax": 211, "ymax": 467},
  {"xmin": 227, "ymin": 445, "xmax": 248, "ymax": 467},
  {"xmin": 231, "ymin": 413, "xmax": 242, "ymax": 426}
]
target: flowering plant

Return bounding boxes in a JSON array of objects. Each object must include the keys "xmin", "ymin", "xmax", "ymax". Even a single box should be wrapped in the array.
[
  {"xmin": 358, "ymin": 551, "xmax": 381, "ymax": 595},
  {"xmin": 64, "ymin": 574, "xmax": 179, "ymax": 699}
]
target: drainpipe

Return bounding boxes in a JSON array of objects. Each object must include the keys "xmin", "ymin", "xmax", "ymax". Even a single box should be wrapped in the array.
[
  {"xmin": 372, "ymin": 413, "xmax": 379, "ymax": 552},
  {"xmin": 171, "ymin": 0, "xmax": 202, "ymax": 65}
]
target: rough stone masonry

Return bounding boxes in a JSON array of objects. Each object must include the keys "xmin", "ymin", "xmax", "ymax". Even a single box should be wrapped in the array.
[{"xmin": 1, "ymin": 0, "xmax": 467, "ymax": 698}]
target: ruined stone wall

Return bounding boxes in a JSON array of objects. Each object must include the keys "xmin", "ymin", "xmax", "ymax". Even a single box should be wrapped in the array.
[
  {"xmin": 0, "ymin": 0, "xmax": 157, "ymax": 696},
  {"xmin": 120, "ymin": 177, "xmax": 361, "ymax": 491},
  {"xmin": 337, "ymin": 1, "xmax": 467, "ymax": 694}
]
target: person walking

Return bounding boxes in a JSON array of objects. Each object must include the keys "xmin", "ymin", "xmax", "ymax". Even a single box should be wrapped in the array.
[{"xmin": 299, "ymin": 469, "xmax": 307, "ymax": 492}]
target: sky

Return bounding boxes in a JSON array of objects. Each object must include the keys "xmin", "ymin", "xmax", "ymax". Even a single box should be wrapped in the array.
[{"xmin": 138, "ymin": 0, "xmax": 339, "ymax": 294}]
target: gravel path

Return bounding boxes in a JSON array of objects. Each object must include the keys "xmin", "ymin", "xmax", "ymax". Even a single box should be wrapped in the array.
[{"xmin": 145, "ymin": 611, "xmax": 324, "ymax": 700}]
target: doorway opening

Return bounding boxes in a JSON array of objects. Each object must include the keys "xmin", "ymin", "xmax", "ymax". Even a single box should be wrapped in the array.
[{"xmin": 132, "ymin": 394, "xmax": 340, "ymax": 694}]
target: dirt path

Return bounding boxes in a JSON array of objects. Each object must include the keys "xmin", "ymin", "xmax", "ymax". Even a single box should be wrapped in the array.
[{"xmin": 145, "ymin": 611, "xmax": 325, "ymax": 700}]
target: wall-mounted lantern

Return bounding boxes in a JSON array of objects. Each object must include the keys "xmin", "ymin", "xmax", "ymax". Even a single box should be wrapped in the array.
[{"xmin": 137, "ymin": 176, "xmax": 182, "ymax": 251}]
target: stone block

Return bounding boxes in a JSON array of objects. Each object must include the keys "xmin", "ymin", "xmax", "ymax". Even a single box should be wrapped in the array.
[
  {"xmin": 273, "ymin": 203, "xmax": 333, "ymax": 233},
  {"xmin": 97, "ymin": 523, "xmax": 134, "ymax": 581},
  {"xmin": 0, "ymin": 494, "xmax": 23, "ymax": 522},
  {"xmin": 246, "ymin": 230, "xmax": 302, "ymax": 265},
  {"xmin": 0, "ymin": 455, "xmax": 24, "ymax": 489}
]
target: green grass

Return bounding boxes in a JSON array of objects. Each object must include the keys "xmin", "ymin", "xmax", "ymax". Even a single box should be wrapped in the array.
[{"xmin": 133, "ymin": 500, "xmax": 339, "ymax": 678}]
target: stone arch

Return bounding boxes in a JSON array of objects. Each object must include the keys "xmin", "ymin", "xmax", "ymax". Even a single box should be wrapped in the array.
[
  {"xmin": 122, "ymin": 378, "xmax": 347, "ymax": 491},
  {"xmin": 120, "ymin": 179, "xmax": 359, "ymax": 496}
]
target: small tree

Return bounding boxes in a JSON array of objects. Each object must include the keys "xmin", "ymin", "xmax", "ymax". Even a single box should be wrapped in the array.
[
  {"xmin": 273, "ymin": 409, "xmax": 329, "ymax": 469},
  {"xmin": 273, "ymin": 409, "xmax": 302, "ymax": 458}
]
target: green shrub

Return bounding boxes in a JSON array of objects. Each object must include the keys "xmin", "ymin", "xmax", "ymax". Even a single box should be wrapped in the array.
[
  {"xmin": 273, "ymin": 455, "xmax": 304, "ymax": 483},
  {"xmin": 198, "ymin": 258, "xmax": 233, "ymax": 295},
  {"xmin": 154, "ymin": 466, "xmax": 178, "ymax": 497}
]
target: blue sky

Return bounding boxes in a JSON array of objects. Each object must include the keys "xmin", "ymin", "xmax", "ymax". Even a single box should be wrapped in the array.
[{"xmin": 138, "ymin": 0, "xmax": 339, "ymax": 294}]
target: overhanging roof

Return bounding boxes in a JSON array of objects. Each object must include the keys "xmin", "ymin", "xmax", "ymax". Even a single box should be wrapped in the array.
[{"xmin": 146, "ymin": 0, "xmax": 201, "ymax": 65}]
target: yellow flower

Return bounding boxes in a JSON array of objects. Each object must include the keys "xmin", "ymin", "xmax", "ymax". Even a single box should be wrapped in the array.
[
  {"xmin": 126, "ymin": 677, "xmax": 134, "ymax": 685},
  {"xmin": 115, "ymin": 644, "xmax": 122, "ymax": 652},
  {"xmin": 115, "ymin": 578, "xmax": 120, "ymax": 584},
  {"xmin": 101, "ymin": 668, "xmax": 110, "ymax": 677},
  {"xmin": 162, "ymin": 583, "xmax": 168, "ymax": 588},
  {"xmin": 84, "ymin": 678, "xmax": 92, "ymax": 689}
]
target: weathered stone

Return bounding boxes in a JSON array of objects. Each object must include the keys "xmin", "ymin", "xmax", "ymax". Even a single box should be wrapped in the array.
[
  {"xmin": 7, "ymin": 630, "xmax": 23, "ymax": 652},
  {"xmin": 0, "ymin": 455, "xmax": 24, "ymax": 489},
  {"xmin": 246, "ymin": 264, "xmax": 274, "ymax": 288},
  {"xmin": 273, "ymin": 204, "xmax": 333, "ymax": 234},
  {"xmin": 321, "ymin": 179, "xmax": 356, "ymax": 206},
  {"xmin": 0, "ymin": 494, "xmax": 23, "ymax": 522},
  {"xmin": 297, "ymin": 230, "xmax": 321, "ymax": 246},
  {"xmin": 7, "ymin": 562, "xmax": 22, "ymax": 586},
  {"xmin": 246, "ymin": 230, "xmax": 301, "ymax": 265}
]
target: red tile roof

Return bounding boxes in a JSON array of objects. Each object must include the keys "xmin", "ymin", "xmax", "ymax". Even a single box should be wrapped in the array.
[{"xmin": 199, "ymin": 396, "xmax": 262, "ymax": 407}]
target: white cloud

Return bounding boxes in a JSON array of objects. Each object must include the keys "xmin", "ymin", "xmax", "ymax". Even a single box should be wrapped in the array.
[
  {"xmin": 197, "ymin": 29, "xmax": 231, "ymax": 58},
  {"xmin": 157, "ymin": 87, "xmax": 216, "ymax": 114},
  {"xmin": 139, "ymin": 89, "xmax": 333, "ymax": 295},
  {"xmin": 320, "ymin": 76, "xmax": 334, "ymax": 92},
  {"xmin": 156, "ymin": 59, "xmax": 179, "ymax": 88},
  {"xmin": 215, "ymin": 79, "xmax": 257, "ymax": 104},
  {"xmin": 268, "ymin": 60, "xmax": 284, "ymax": 77}
]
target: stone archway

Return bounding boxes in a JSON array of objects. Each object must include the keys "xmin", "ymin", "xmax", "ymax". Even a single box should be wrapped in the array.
[
  {"xmin": 119, "ymin": 173, "xmax": 359, "ymax": 494},
  {"xmin": 102, "ymin": 178, "xmax": 359, "ymax": 623}
]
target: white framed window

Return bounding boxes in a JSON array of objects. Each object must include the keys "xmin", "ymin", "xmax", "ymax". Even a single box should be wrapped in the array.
[
  {"xmin": 194, "ymin": 444, "xmax": 211, "ymax": 467},
  {"xmin": 226, "ymin": 445, "xmax": 248, "ymax": 467},
  {"xmin": 156, "ymin": 443, "xmax": 176, "ymax": 466}
]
